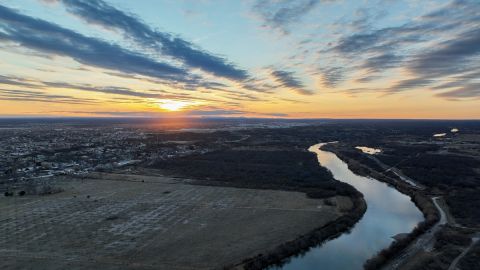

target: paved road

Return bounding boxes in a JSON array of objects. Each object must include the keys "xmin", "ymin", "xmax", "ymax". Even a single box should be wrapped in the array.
[
  {"xmin": 362, "ymin": 150, "xmax": 477, "ymax": 269},
  {"xmin": 382, "ymin": 197, "xmax": 448, "ymax": 269},
  {"xmin": 367, "ymin": 154, "xmax": 424, "ymax": 189},
  {"xmin": 447, "ymin": 234, "xmax": 480, "ymax": 270}
]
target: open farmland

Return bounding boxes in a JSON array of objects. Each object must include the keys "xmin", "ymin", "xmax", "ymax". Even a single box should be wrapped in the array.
[{"xmin": 0, "ymin": 173, "xmax": 346, "ymax": 270}]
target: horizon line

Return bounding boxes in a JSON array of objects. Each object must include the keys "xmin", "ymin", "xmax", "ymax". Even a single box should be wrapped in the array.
[{"xmin": 0, "ymin": 116, "xmax": 479, "ymax": 121}]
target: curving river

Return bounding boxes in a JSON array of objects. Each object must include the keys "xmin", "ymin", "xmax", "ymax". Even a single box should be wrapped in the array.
[{"xmin": 274, "ymin": 143, "xmax": 424, "ymax": 270}]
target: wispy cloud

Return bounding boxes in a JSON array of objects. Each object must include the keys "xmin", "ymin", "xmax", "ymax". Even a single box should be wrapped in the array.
[
  {"xmin": 253, "ymin": 0, "xmax": 330, "ymax": 34},
  {"xmin": 361, "ymin": 53, "xmax": 403, "ymax": 73},
  {"xmin": 57, "ymin": 109, "xmax": 289, "ymax": 118},
  {"xmin": 320, "ymin": 67, "xmax": 343, "ymax": 88},
  {"xmin": 0, "ymin": 88, "xmax": 96, "ymax": 104},
  {"xmin": 0, "ymin": 75, "xmax": 39, "ymax": 88},
  {"xmin": 408, "ymin": 29, "xmax": 480, "ymax": 78},
  {"xmin": 389, "ymin": 78, "xmax": 434, "ymax": 92},
  {"xmin": 317, "ymin": 0, "xmax": 480, "ymax": 98},
  {"xmin": 42, "ymin": 82, "xmax": 185, "ymax": 99},
  {"xmin": 0, "ymin": 5, "xmax": 200, "ymax": 82},
  {"xmin": 0, "ymin": 75, "xmax": 257, "ymax": 107},
  {"xmin": 47, "ymin": 0, "xmax": 249, "ymax": 81},
  {"xmin": 435, "ymin": 83, "xmax": 480, "ymax": 99},
  {"xmin": 271, "ymin": 69, "xmax": 313, "ymax": 95}
]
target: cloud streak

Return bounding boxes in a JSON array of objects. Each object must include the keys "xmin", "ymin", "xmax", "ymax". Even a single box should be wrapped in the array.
[
  {"xmin": 42, "ymin": 82, "xmax": 185, "ymax": 99},
  {"xmin": 318, "ymin": 0, "xmax": 480, "ymax": 98},
  {"xmin": 0, "ymin": 75, "xmax": 39, "ymax": 88},
  {"xmin": 435, "ymin": 83, "xmax": 480, "ymax": 99},
  {"xmin": 0, "ymin": 75, "xmax": 256, "ymax": 107},
  {"xmin": 57, "ymin": 109, "xmax": 289, "ymax": 118},
  {"xmin": 253, "ymin": 0, "xmax": 328, "ymax": 34},
  {"xmin": 271, "ymin": 70, "xmax": 313, "ymax": 95},
  {"xmin": 50, "ymin": 0, "xmax": 249, "ymax": 81},
  {"xmin": 0, "ymin": 88, "xmax": 96, "ymax": 104},
  {"xmin": 0, "ymin": 4, "xmax": 200, "ymax": 84}
]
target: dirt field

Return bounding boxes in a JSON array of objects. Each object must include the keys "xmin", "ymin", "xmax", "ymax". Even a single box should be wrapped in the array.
[{"xmin": 0, "ymin": 173, "xmax": 345, "ymax": 270}]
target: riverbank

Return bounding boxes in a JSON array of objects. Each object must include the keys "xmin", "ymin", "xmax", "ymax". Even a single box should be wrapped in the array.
[
  {"xmin": 150, "ymin": 145, "xmax": 368, "ymax": 270},
  {"xmin": 236, "ymin": 195, "xmax": 366, "ymax": 270},
  {"xmin": 320, "ymin": 143, "xmax": 440, "ymax": 269},
  {"xmin": 240, "ymin": 142, "xmax": 423, "ymax": 270}
]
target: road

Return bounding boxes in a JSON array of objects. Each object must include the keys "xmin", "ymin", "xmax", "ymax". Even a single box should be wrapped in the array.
[
  {"xmin": 366, "ymin": 154, "xmax": 424, "ymax": 189},
  {"xmin": 383, "ymin": 194, "xmax": 479, "ymax": 270},
  {"xmin": 361, "ymin": 149, "xmax": 477, "ymax": 269},
  {"xmin": 447, "ymin": 234, "xmax": 480, "ymax": 270},
  {"xmin": 382, "ymin": 197, "xmax": 448, "ymax": 269}
]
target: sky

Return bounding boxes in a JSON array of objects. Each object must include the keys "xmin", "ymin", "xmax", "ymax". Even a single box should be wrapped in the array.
[{"xmin": 0, "ymin": 0, "xmax": 479, "ymax": 119}]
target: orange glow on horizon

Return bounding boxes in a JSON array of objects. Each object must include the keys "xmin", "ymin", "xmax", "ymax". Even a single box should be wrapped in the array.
[{"xmin": 157, "ymin": 100, "xmax": 191, "ymax": 111}]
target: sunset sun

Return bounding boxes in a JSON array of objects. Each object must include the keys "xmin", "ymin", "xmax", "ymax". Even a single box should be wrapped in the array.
[{"xmin": 158, "ymin": 100, "xmax": 189, "ymax": 111}]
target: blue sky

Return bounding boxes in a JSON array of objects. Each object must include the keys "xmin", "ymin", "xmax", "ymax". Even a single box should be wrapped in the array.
[{"xmin": 0, "ymin": 0, "xmax": 479, "ymax": 118}]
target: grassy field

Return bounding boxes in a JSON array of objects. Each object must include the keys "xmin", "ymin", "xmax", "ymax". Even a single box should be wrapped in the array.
[{"xmin": 0, "ymin": 173, "xmax": 345, "ymax": 270}]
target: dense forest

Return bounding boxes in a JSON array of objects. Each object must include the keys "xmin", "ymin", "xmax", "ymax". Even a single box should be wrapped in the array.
[{"xmin": 153, "ymin": 149, "xmax": 358, "ymax": 199}]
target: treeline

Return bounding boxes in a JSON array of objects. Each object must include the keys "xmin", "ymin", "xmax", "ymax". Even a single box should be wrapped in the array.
[
  {"xmin": 446, "ymin": 189, "xmax": 480, "ymax": 226},
  {"xmin": 153, "ymin": 149, "xmax": 359, "ymax": 199},
  {"xmin": 230, "ymin": 197, "xmax": 367, "ymax": 270},
  {"xmin": 378, "ymin": 149, "xmax": 480, "ymax": 225},
  {"xmin": 391, "ymin": 153, "xmax": 480, "ymax": 188}
]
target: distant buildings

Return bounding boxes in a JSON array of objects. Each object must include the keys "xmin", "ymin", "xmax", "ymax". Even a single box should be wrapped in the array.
[{"xmin": 0, "ymin": 124, "xmax": 205, "ymax": 183}]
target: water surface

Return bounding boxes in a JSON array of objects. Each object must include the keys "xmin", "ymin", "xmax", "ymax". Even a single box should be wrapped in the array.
[
  {"xmin": 355, "ymin": 146, "xmax": 382, "ymax": 155},
  {"xmin": 275, "ymin": 143, "xmax": 424, "ymax": 270}
]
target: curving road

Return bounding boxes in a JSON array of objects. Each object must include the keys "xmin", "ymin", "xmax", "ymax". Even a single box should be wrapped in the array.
[
  {"xmin": 447, "ymin": 234, "xmax": 480, "ymax": 270},
  {"xmin": 382, "ymin": 197, "xmax": 448, "ymax": 269}
]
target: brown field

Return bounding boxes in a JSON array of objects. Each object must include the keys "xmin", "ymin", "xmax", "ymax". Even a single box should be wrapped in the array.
[{"xmin": 0, "ymin": 173, "xmax": 345, "ymax": 270}]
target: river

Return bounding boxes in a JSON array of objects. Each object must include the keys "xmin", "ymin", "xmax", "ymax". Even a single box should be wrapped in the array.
[{"xmin": 274, "ymin": 143, "xmax": 424, "ymax": 270}]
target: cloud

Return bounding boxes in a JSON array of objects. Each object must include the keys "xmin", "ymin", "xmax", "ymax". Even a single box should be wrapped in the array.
[
  {"xmin": 42, "ymin": 82, "xmax": 184, "ymax": 99},
  {"xmin": 331, "ymin": 6, "xmax": 389, "ymax": 37},
  {"xmin": 271, "ymin": 70, "xmax": 313, "ymax": 95},
  {"xmin": 49, "ymin": 0, "xmax": 249, "ymax": 81},
  {"xmin": 327, "ymin": 25, "xmax": 424, "ymax": 62},
  {"xmin": 408, "ymin": 29, "xmax": 480, "ymax": 78},
  {"xmin": 317, "ymin": 0, "xmax": 480, "ymax": 100},
  {"xmin": 0, "ymin": 75, "xmax": 38, "ymax": 87},
  {"xmin": 58, "ymin": 109, "xmax": 289, "ymax": 118},
  {"xmin": 278, "ymin": 98, "xmax": 310, "ymax": 104},
  {"xmin": 52, "ymin": 108, "xmax": 246, "ymax": 117},
  {"xmin": 262, "ymin": 112, "xmax": 289, "ymax": 117},
  {"xmin": 429, "ymin": 70, "xmax": 480, "ymax": 96},
  {"xmin": 435, "ymin": 83, "xmax": 480, "ymax": 99},
  {"xmin": 361, "ymin": 53, "xmax": 403, "ymax": 73},
  {"xmin": 0, "ymin": 88, "xmax": 96, "ymax": 104},
  {"xmin": 389, "ymin": 78, "xmax": 434, "ymax": 92},
  {"xmin": 53, "ymin": 110, "xmax": 167, "ymax": 117},
  {"xmin": 0, "ymin": 4, "xmax": 197, "ymax": 84},
  {"xmin": 253, "ymin": 0, "xmax": 327, "ymax": 34},
  {"xmin": 45, "ymin": 80, "xmax": 262, "ymax": 104},
  {"xmin": 355, "ymin": 75, "xmax": 381, "ymax": 83},
  {"xmin": 320, "ymin": 67, "xmax": 343, "ymax": 88},
  {"xmin": 0, "ymin": 73, "xmax": 255, "ymax": 106},
  {"xmin": 186, "ymin": 109, "xmax": 245, "ymax": 116}
]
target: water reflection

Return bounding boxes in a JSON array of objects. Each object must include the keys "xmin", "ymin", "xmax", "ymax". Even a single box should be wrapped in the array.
[
  {"xmin": 275, "ymin": 143, "xmax": 423, "ymax": 270},
  {"xmin": 355, "ymin": 146, "xmax": 381, "ymax": 155}
]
